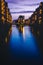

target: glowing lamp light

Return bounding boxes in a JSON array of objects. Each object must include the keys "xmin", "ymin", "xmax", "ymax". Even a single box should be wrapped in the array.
[
  {"xmin": 5, "ymin": 37, "xmax": 7, "ymax": 43},
  {"xmin": 1, "ymin": 10, "xmax": 5, "ymax": 15},
  {"xmin": 1, "ymin": 6, "xmax": 5, "ymax": 10},
  {"xmin": 1, "ymin": 16, "xmax": 5, "ymax": 22},
  {"xmin": 1, "ymin": 2, "xmax": 4, "ymax": 5},
  {"xmin": 1, "ymin": 1, "xmax": 5, "ymax": 15}
]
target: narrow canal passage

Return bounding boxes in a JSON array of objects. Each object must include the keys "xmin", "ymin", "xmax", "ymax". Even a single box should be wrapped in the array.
[
  {"xmin": 0, "ymin": 25, "xmax": 43, "ymax": 64},
  {"xmin": 8, "ymin": 26, "xmax": 42, "ymax": 62}
]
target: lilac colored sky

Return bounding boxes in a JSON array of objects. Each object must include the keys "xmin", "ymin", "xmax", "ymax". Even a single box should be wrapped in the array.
[{"xmin": 5, "ymin": 0, "xmax": 43, "ymax": 20}]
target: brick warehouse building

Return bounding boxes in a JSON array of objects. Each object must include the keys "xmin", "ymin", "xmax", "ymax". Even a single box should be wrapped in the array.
[
  {"xmin": 0, "ymin": 0, "xmax": 12, "ymax": 44},
  {"xmin": 29, "ymin": 2, "xmax": 43, "ymax": 37}
]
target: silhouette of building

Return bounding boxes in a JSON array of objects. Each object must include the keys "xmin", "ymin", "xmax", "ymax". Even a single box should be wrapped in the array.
[
  {"xmin": 18, "ymin": 15, "xmax": 25, "ymax": 24},
  {"xmin": 29, "ymin": 2, "xmax": 43, "ymax": 25},
  {"xmin": 29, "ymin": 2, "xmax": 43, "ymax": 36},
  {"xmin": 0, "ymin": 0, "xmax": 12, "ymax": 44},
  {"xmin": 0, "ymin": 0, "xmax": 12, "ymax": 24}
]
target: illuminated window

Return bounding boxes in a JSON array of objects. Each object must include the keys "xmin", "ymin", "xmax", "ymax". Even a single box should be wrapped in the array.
[
  {"xmin": 23, "ymin": 19, "xmax": 25, "ymax": 23},
  {"xmin": 39, "ymin": 9, "xmax": 42, "ymax": 14},
  {"xmin": 35, "ymin": 15, "xmax": 37, "ymax": 20},
  {"xmin": 39, "ymin": 20, "xmax": 41, "ymax": 24},
  {"xmin": 1, "ymin": 16, "xmax": 5, "ymax": 23},
  {"xmin": 1, "ymin": 0, "xmax": 5, "ymax": 16},
  {"xmin": 5, "ymin": 37, "xmax": 7, "ymax": 43},
  {"xmin": 1, "ymin": 2, "xmax": 5, "ymax": 6}
]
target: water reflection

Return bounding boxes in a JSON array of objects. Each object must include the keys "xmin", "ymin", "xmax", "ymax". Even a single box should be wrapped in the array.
[
  {"xmin": 9, "ymin": 25, "xmax": 40, "ymax": 58},
  {"xmin": 0, "ymin": 25, "xmax": 43, "ymax": 64}
]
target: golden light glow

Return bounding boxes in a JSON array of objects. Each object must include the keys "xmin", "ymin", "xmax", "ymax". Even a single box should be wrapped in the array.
[
  {"xmin": 39, "ymin": 20, "xmax": 41, "ymax": 24},
  {"xmin": 35, "ymin": 15, "xmax": 37, "ymax": 20},
  {"xmin": 8, "ymin": 15, "xmax": 12, "ymax": 23},
  {"xmin": 1, "ymin": 16, "xmax": 5, "ymax": 22},
  {"xmin": 5, "ymin": 37, "xmax": 7, "ymax": 43},
  {"xmin": 1, "ymin": 10, "xmax": 5, "ymax": 15},
  {"xmin": 23, "ymin": 19, "xmax": 25, "ymax": 23},
  {"xmin": 1, "ymin": 1, "xmax": 4, "ymax": 4},
  {"xmin": 1, "ymin": 5, "xmax": 5, "ymax": 8},
  {"xmin": 23, "ymin": 27, "xmax": 25, "ymax": 40},
  {"xmin": 1, "ymin": 3, "xmax": 5, "ymax": 15},
  {"xmin": 39, "ymin": 9, "xmax": 42, "ymax": 14},
  {"xmin": 8, "ymin": 31, "xmax": 11, "ymax": 35},
  {"xmin": 18, "ymin": 19, "xmax": 20, "ymax": 23},
  {"xmin": 10, "ymin": 27, "xmax": 12, "ymax": 31},
  {"xmin": 1, "ymin": 0, "xmax": 4, "ymax": 2}
]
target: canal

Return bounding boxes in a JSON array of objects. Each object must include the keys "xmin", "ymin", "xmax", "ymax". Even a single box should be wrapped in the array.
[{"xmin": 0, "ymin": 25, "xmax": 43, "ymax": 64}]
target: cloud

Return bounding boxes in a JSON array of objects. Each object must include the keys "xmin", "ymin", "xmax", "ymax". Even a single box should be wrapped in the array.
[
  {"xmin": 24, "ymin": 3, "xmax": 39, "ymax": 6},
  {"xmin": 11, "ymin": 11, "xmax": 34, "ymax": 14},
  {"xmin": 11, "ymin": 13, "xmax": 33, "ymax": 20},
  {"xmin": 5, "ymin": 0, "xmax": 43, "ymax": 20}
]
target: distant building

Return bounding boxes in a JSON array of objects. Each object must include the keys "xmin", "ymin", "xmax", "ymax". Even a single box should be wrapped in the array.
[{"xmin": 18, "ymin": 15, "xmax": 25, "ymax": 24}]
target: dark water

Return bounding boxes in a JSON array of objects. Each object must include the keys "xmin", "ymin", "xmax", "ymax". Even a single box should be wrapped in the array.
[
  {"xmin": 9, "ymin": 26, "xmax": 40, "ymax": 55},
  {"xmin": 0, "ymin": 25, "xmax": 43, "ymax": 64}
]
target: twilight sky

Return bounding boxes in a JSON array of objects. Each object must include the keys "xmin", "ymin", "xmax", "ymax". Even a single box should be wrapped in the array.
[{"xmin": 5, "ymin": 0, "xmax": 43, "ymax": 20}]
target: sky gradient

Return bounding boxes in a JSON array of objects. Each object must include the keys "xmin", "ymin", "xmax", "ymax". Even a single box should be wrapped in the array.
[{"xmin": 5, "ymin": 0, "xmax": 43, "ymax": 20}]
